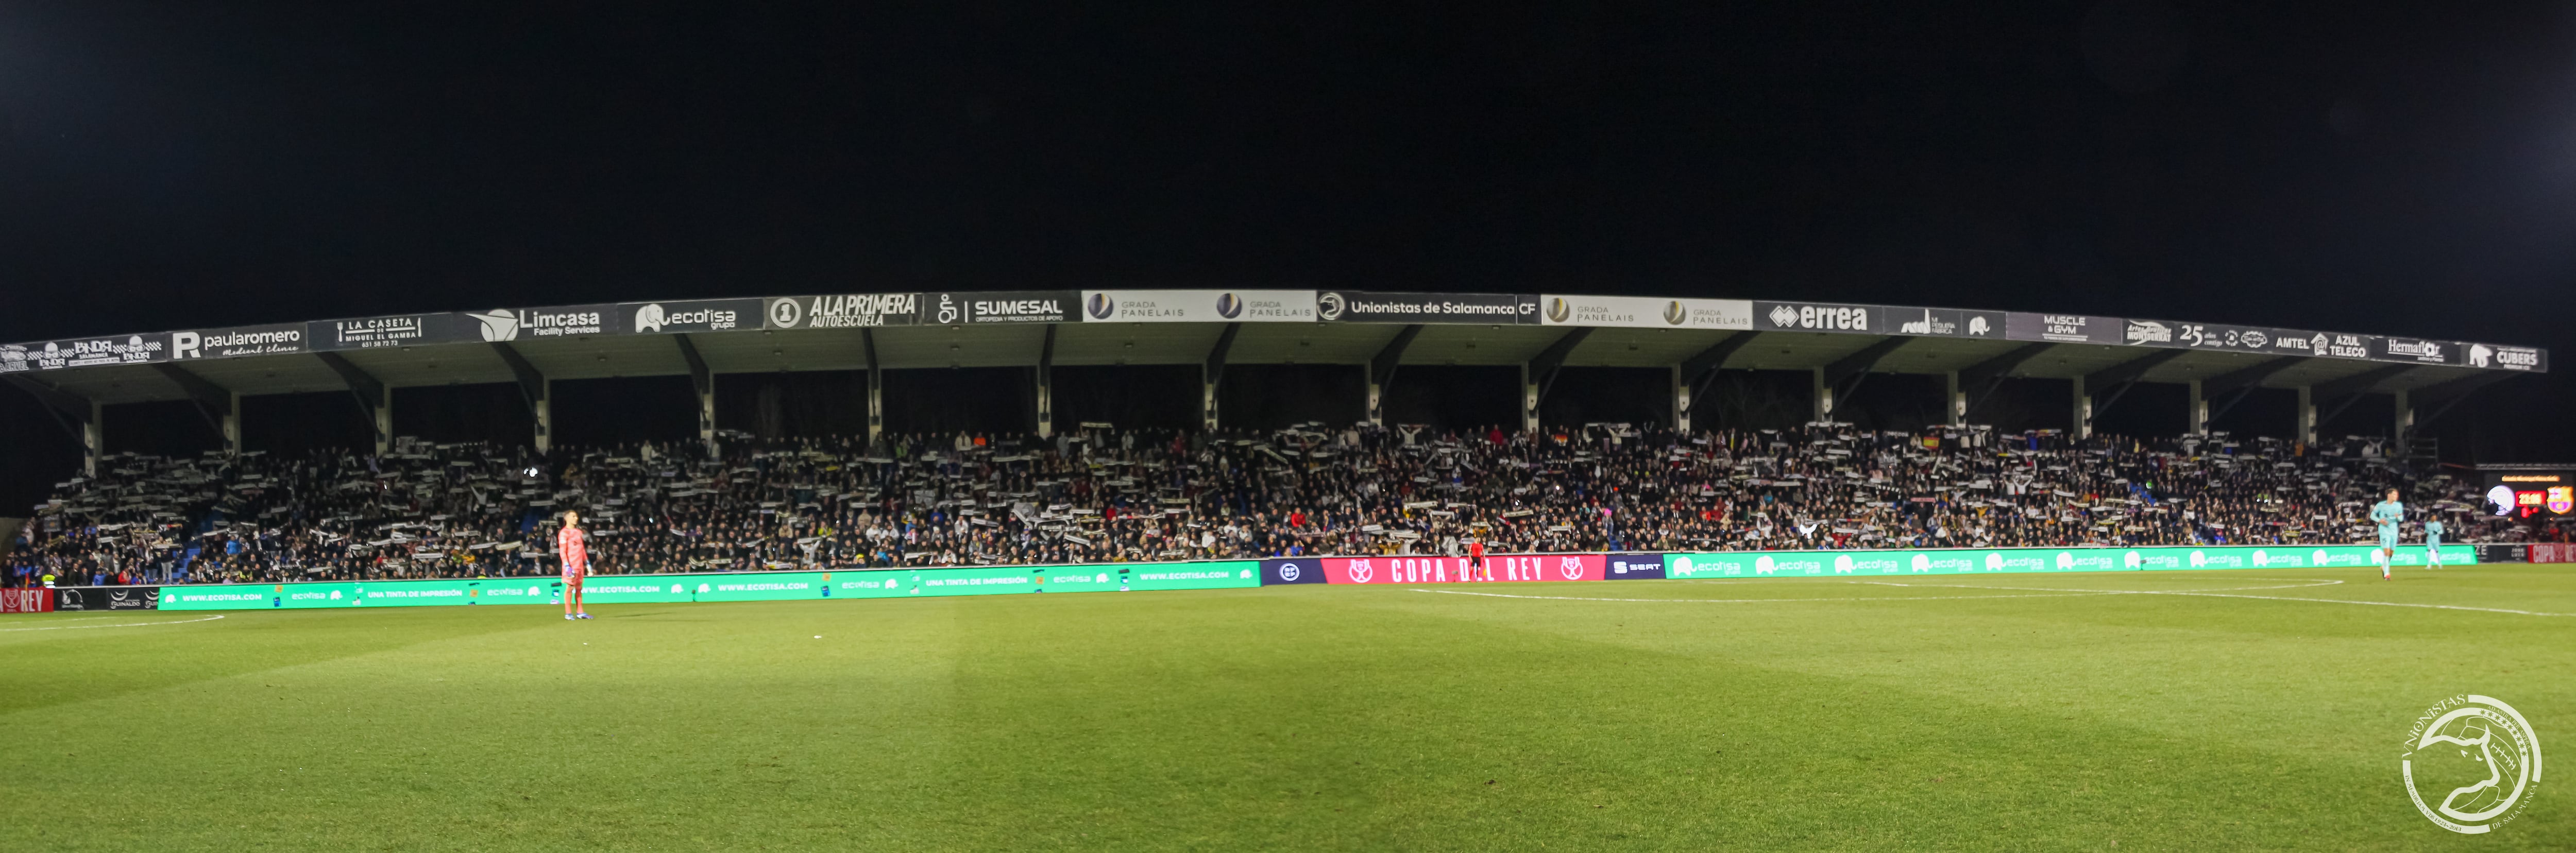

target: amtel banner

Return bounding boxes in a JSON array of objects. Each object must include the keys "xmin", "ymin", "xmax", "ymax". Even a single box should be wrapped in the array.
[
  {"xmin": 156, "ymin": 561, "xmax": 1259, "ymax": 610},
  {"xmin": 1662, "ymin": 543, "xmax": 2477, "ymax": 579}
]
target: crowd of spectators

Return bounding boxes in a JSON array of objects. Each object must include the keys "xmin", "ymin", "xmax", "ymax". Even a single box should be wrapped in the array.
[{"xmin": 3, "ymin": 422, "xmax": 2540, "ymax": 587}]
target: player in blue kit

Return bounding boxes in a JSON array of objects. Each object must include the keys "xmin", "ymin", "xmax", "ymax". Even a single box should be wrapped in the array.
[
  {"xmin": 2424, "ymin": 517, "xmax": 2445, "ymax": 569},
  {"xmin": 2368, "ymin": 489, "xmax": 2405, "ymax": 580}
]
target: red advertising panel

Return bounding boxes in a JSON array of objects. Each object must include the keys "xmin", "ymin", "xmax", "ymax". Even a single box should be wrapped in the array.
[
  {"xmin": 1, "ymin": 588, "xmax": 54, "ymax": 612},
  {"xmin": 1319, "ymin": 553, "xmax": 1604, "ymax": 584}
]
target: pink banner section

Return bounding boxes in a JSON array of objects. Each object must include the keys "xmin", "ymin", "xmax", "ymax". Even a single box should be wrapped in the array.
[
  {"xmin": 2532, "ymin": 543, "xmax": 2576, "ymax": 564},
  {"xmin": 1, "ymin": 588, "xmax": 52, "ymax": 612},
  {"xmin": 1320, "ymin": 554, "xmax": 1605, "ymax": 584}
]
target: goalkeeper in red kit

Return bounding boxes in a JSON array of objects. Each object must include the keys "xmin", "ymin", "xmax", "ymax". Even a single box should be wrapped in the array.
[{"xmin": 558, "ymin": 509, "xmax": 592, "ymax": 620}]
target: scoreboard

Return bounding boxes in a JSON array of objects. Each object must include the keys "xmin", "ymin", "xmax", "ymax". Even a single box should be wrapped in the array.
[{"xmin": 2480, "ymin": 466, "xmax": 2576, "ymax": 518}]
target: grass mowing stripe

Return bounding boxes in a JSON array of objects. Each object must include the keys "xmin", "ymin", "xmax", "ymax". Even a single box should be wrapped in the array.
[
  {"xmin": 1866, "ymin": 579, "xmax": 2576, "ymax": 617},
  {"xmin": 0, "ymin": 567, "xmax": 2566, "ymax": 850},
  {"xmin": 0, "ymin": 615, "xmax": 228, "ymax": 632}
]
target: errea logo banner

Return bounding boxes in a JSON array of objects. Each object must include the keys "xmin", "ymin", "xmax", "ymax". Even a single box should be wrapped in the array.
[{"xmin": 1755, "ymin": 302, "xmax": 1884, "ymax": 334}]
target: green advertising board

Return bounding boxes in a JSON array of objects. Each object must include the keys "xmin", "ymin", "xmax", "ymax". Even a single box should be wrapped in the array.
[
  {"xmin": 1662, "ymin": 543, "xmax": 2478, "ymax": 579},
  {"xmin": 158, "ymin": 560, "xmax": 1261, "ymax": 610}
]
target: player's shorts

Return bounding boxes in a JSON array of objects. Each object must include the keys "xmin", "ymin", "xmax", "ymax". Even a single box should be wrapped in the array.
[
  {"xmin": 1468, "ymin": 554, "xmax": 1485, "ymax": 568},
  {"xmin": 2377, "ymin": 527, "xmax": 2399, "ymax": 549},
  {"xmin": 561, "ymin": 570, "xmax": 585, "ymax": 586}
]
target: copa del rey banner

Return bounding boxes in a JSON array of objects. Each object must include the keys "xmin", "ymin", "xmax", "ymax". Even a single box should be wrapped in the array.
[{"xmin": 1320, "ymin": 554, "xmax": 1604, "ymax": 584}]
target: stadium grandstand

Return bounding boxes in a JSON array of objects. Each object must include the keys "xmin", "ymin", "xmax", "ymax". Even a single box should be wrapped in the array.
[{"xmin": 2, "ymin": 289, "xmax": 2556, "ymax": 587}]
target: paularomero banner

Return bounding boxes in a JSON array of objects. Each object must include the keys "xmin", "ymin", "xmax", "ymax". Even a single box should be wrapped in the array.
[
  {"xmin": 1661, "ymin": 543, "xmax": 2479, "ymax": 579},
  {"xmin": 157, "ymin": 561, "xmax": 1258, "ymax": 610}
]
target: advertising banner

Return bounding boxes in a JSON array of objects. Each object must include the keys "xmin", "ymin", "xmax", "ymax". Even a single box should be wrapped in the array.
[
  {"xmin": 154, "ymin": 561, "xmax": 1258, "ymax": 610},
  {"xmin": 309, "ymin": 315, "xmax": 449, "ymax": 350},
  {"xmin": 923, "ymin": 291, "xmax": 1078, "ymax": 325},
  {"xmin": 2375, "ymin": 337, "xmax": 2461, "ymax": 366},
  {"xmin": 1260, "ymin": 558, "xmax": 1328, "ymax": 585},
  {"xmin": 457, "ymin": 305, "xmax": 615, "ymax": 341},
  {"xmin": 1316, "ymin": 553, "xmax": 1603, "ymax": 584},
  {"xmin": 1604, "ymin": 553, "xmax": 1666, "ymax": 580},
  {"xmin": 18, "ymin": 335, "xmax": 167, "ymax": 370},
  {"xmin": 53, "ymin": 586, "xmax": 160, "ymax": 611},
  {"xmin": 1538, "ymin": 295, "xmax": 1752, "ymax": 330},
  {"xmin": 2108, "ymin": 320, "xmax": 2374, "ymax": 361},
  {"xmin": 171, "ymin": 324, "xmax": 304, "ymax": 360},
  {"xmin": 1080, "ymin": 290, "xmax": 1316, "ymax": 323},
  {"xmin": 2005, "ymin": 312, "xmax": 2124, "ymax": 344},
  {"xmin": 1662, "ymin": 543, "xmax": 2478, "ymax": 579},
  {"xmin": 2466, "ymin": 343, "xmax": 2548, "ymax": 373},
  {"xmin": 1, "ymin": 588, "xmax": 54, "ymax": 613},
  {"xmin": 1884, "ymin": 306, "xmax": 2008, "ymax": 339},
  {"xmin": 1754, "ymin": 302, "xmax": 1887, "ymax": 335},
  {"xmin": 1315, "ymin": 291, "xmax": 1539, "ymax": 324},
  {"xmin": 621, "ymin": 299, "xmax": 763, "ymax": 334},
  {"xmin": 762, "ymin": 294, "xmax": 921, "ymax": 330}
]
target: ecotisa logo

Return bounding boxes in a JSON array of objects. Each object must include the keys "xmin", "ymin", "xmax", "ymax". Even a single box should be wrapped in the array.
[{"xmin": 2401, "ymin": 694, "xmax": 2543, "ymax": 834}]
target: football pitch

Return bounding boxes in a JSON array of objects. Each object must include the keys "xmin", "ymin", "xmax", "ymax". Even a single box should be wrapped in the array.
[{"xmin": 4, "ymin": 566, "xmax": 2568, "ymax": 851}]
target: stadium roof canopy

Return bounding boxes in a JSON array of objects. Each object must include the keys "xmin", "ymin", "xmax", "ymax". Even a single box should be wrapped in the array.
[{"xmin": 0, "ymin": 290, "xmax": 2542, "ymax": 411}]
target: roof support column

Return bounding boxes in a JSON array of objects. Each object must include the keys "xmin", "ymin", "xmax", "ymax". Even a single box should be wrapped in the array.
[
  {"xmin": 491, "ymin": 343, "xmax": 550, "ymax": 454},
  {"xmin": 1035, "ymin": 326, "xmax": 1056, "ymax": 438},
  {"xmin": 533, "ymin": 382, "xmax": 553, "ymax": 455},
  {"xmin": 150, "ymin": 362, "xmax": 240, "ymax": 454},
  {"xmin": 374, "ymin": 386, "xmax": 392, "ymax": 457},
  {"xmin": 2394, "ymin": 388, "xmax": 2413, "ymax": 448},
  {"xmin": 676, "ymin": 334, "xmax": 715, "ymax": 457},
  {"xmin": 1202, "ymin": 322, "xmax": 1239, "ymax": 432},
  {"xmin": 2187, "ymin": 380, "xmax": 2206, "ymax": 436},
  {"xmin": 1810, "ymin": 367, "xmax": 1833, "ymax": 423},
  {"xmin": 1519, "ymin": 364, "xmax": 1538, "ymax": 432},
  {"xmin": 2295, "ymin": 385, "xmax": 2315, "ymax": 448},
  {"xmin": 1944, "ymin": 371, "xmax": 1963, "ymax": 427},
  {"xmin": 83, "ymin": 399, "xmax": 103, "ymax": 477},
  {"xmin": 313, "ymin": 352, "xmax": 388, "ymax": 456},
  {"xmin": 2071, "ymin": 374, "xmax": 2091, "ymax": 440},
  {"xmin": 1522, "ymin": 327, "xmax": 1591, "ymax": 434},
  {"xmin": 1670, "ymin": 365, "xmax": 1689, "ymax": 432},
  {"xmin": 1366, "ymin": 325, "xmax": 1423, "ymax": 427},
  {"xmin": 224, "ymin": 391, "xmax": 241, "ymax": 454},
  {"xmin": 863, "ymin": 329, "xmax": 885, "ymax": 442}
]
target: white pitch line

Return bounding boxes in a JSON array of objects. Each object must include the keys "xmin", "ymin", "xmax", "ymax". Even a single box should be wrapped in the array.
[
  {"xmin": 1409, "ymin": 589, "xmax": 2122, "ymax": 604},
  {"xmin": 0, "ymin": 614, "xmax": 229, "ymax": 632},
  {"xmin": 1861, "ymin": 579, "xmax": 2576, "ymax": 618}
]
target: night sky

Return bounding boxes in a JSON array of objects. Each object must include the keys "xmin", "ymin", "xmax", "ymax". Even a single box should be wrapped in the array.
[{"xmin": 4, "ymin": 2, "xmax": 2575, "ymax": 468}]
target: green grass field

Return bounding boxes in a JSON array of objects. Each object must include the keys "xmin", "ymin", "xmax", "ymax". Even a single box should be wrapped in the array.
[{"xmin": 4, "ymin": 566, "xmax": 2569, "ymax": 851}]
